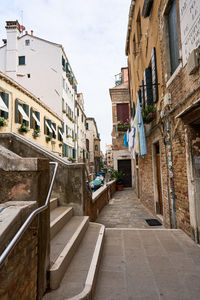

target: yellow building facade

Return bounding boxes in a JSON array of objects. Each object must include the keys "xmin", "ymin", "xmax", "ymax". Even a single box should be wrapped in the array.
[{"xmin": 0, "ymin": 71, "xmax": 63, "ymax": 155}]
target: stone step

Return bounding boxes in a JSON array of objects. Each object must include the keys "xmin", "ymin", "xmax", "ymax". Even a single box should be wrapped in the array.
[
  {"xmin": 50, "ymin": 206, "xmax": 73, "ymax": 240},
  {"xmin": 49, "ymin": 216, "xmax": 89, "ymax": 290},
  {"xmin": 43, "ymin": 222, "xmax": 105, "ymax": 300},
  {"xmin": 50, "ymin": 198, "xmax": 58, "ymax": 212}
]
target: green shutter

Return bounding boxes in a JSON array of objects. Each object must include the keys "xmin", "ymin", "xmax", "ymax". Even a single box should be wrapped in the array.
[
  {"xmin": 15, "ymin": 98, "xmax": 19, "ymax": 123},
  {"xmin": 73, "ymin": 149, "xmax": 76, "ymax": 159},
  {"xmin": 44, "ymin": 117, "xmax": 46, "ymax": 134},
  {"xmin": 52, "ymin": 122, "xmax": 56, "ymax": 139},
  {"xmin": 47, "ymin": 119, "xmax": 52, "ymax": 136},
  {"xmin": 23, "ymin": 104, "xmax": 29, "ymax": 126},
  {"xmin": 66, "ymin": 125, "xmax": 68, "ymax": 134},
  {"xmin": 35, "ymin": 111, "xmax": 40, "ymax": 130},
  {"xmin": 30, "ymin": 107, "xmax": 33, "ymax": 128},
  {"xmin": 1, "ymin": 92, "xmax": 9, "ymax": 119}
]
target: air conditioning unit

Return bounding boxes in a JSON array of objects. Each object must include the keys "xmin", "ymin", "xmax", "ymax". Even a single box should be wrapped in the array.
[
  {"xmin": 186, "ymin": 48, "xmax": 200, "ymax": 75},
  {"xmin": 164, "ymin": 93, "xmax": 171, "ymax": 107}
]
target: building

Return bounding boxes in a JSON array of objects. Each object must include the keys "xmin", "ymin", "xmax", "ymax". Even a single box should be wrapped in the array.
[
  {"xmin": 76, "ymin": 93, "xmax": 87, "ymax": 163},
  {"xmin": 105, "ymin": 144, "xmax": 113, "ymax": 168},
  {"xmin": 0, "ymin": 20, "xmax": 77, "ymax": 160},
  {"xmin": 109, "ymin": 67, "xmax": 133, "ymax": 187},
  {"xmin": 126, "ymin": 0, "xmax": 200, "ymax": 242},
  {"xmin": 85, "ymin": 117, "xmax": 101, "ymax": 178},
  {"xmin": 0, "ymin": 71, "xmax": 62, "ymax": 153}
]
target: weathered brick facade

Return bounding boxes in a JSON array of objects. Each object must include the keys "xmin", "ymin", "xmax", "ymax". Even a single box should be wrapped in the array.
[{"xmin": 126, "ymin": 0, "xmax": 200, "ymax": 241}]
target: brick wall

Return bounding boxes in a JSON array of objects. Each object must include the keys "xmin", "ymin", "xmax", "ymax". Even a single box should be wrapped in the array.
[
  {"xmin": 86, "ymin": 181, "xmax": 116, "ymax": 221},
  {"xmin": 0, "ymin": 217, "xmax": 38, "ymax": 300}
]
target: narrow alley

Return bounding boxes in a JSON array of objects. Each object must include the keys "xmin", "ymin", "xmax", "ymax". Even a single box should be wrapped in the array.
[{"xmin": 94, "ymin": 189, "xmax": 200, "ymax": 300}]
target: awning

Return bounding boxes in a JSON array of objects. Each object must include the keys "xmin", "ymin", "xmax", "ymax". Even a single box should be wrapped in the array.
[
  {"xmin": 0, "ymin": 96, "xmax": 9, "ymax": 112},
  {"xmin": 58, "ymin": 129, "xmax": 63, "ymax": 140},
  {"xmin": 18, "ymin": 105, "xmax": 29, "ymax": 122},
  {"xmin": 45, "ymin": 121, "xmax": 52, "ymax": 133},
  {"xmin": 32, "ymin": 112, "xmax": 41, "ymax": 126},
  {"xmin": 51, "ymin": 124, "xmax": 56, "ymax": 135}
]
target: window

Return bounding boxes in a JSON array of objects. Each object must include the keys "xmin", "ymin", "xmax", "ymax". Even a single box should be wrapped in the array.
[
  {"xmin": 86, "ymin": 122, "xmax": 88, "ymax": 130},
  {"xmin": 77, "ymin": 108, "xmax": 79, "ymax": 116},
  {"xmin": 15, "ymin": 99, "xmax": 29, "ymax": 125},
  {"xmin": 30, "ymin": 108, "xmax": 40, "ymax": 130},
  {"xmin": 66, "ymin": 125, "xmax": 68, "ymax": 134},
  {"xmin": 81, "ymin": 114, "xmax": 83, "ymax": 122},
  {"xmin": 62, "ymin": 56, "xmax": 65, "ymax": 68},
  {"xmin": 25, "ymin": 40, "xmax": 30, "ymax": 46},
  {"xmin": 136, "ymin": 12, "xmax": 142, "ymax": 43},
  {"xmin": 44, "ymin": 118, "xmax": 52, "ymax": 136},
  {"xmin": 27, "ymin": 74, "xmax": 31, "ymax": 78},
  {"xmin": 143, "ymin": 67, "xmax": 153, "ymax": 106},
  {"xmin": 62, "ymin": 98, "xmax": 65, "ymax": 111},
  {"xmin": 63, "ymin": 143, "xmax": 68, "ymax": 157},
  {"xmin": 168, "ymin": 0, "xmax": 179, "ymax": 75},
  {"xmin": 0, "ymin": 92, "xmax": 9, "ymax": 119},
  {"xmin": 95, "ymin": 145, "xmax": 98, "ymax": 151},
  {"xmin": 117, "ymin": 103, "xmax": 129, "ymax": 123},
  {"xmin": 142, "ymin": 0, "xmax": 154, "ymax": 18},
  {"xmin": 18, "ymin": 56, "xmax": 25, "ymax": 65}
]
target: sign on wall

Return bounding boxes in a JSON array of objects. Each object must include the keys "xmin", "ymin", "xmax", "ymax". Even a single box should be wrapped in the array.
[{"xmin": 179, "ymin": 0, "xmax": 200, "ymax": 66}]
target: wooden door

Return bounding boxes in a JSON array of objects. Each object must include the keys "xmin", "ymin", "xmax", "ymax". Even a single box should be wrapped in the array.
[
  {"xmin": 118, "ymin": 159, "xmax": 132, "ymax": 187},
  {"xmin": 155, "ymin": 143, "xmax": 163, "ymax": 215}
]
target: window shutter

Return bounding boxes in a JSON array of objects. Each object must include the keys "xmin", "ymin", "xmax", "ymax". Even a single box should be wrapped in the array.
[
  {"xmin": 168, "ymin": 0, "xmax": 179, "ymax": 75},
  {"xmin": 151, "ymin": 47, "xmax": 158, "ymax": 103},
  {"xmin": 1, "ymin": 92, "xmax": 9, "ymax": 119},
  {"xmin": 52, "ymin": 122, "xmax": 56, "ymax": 139},
  {"xmin": 117, "ymin": 103, "xmax": 129, "ymax": 123},
  {"xmin": 66, "ymin": 125, "xmax": 68, "ymax": 134},
  {"xmin": 23, "ymin": 104, "xmax": 29, "ymax": 126},
  {"xmin": 47, "ymin": 119, "xmax": 52, "ymax": 136},
  {"xmin": 138, "ymin": 89, "xmax": 142, "ymax": 107},
  {"xmin": 44, "ymin": 117, "xmax": 46, "ymax": 134},
  {"xmin": 144, "ymin": 68, "xmax": 153, "ymax": 106},
  {"xmin": 141, "ymin": 80, "xmax": 145, "ymax": 109},
  {"xmin": 30, "ymin": 107, "xmax": 33, "ymax": 128},
  {"xmin": 62, "ymin": 122, "xmax": 64, "ymax": 133},
  {"xmin": 15, "ymin": 98, "xmax": 19, "ymax": 123},
  {"xmin": 73, "ymin": 149, "xmax": 76, "ymax": 159},
  {"xmin": 35, "ymin": 111, "xmax": 40, "ymax": 130}
]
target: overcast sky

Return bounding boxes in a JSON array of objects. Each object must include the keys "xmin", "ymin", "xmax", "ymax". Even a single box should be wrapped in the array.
[{"xmin": 0, "ymin": 0, "xmax": 131, "ymax": 153}]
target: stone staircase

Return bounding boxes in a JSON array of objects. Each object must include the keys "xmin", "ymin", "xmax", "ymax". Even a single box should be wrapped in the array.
[{"xmin": 43, "ymin": 198, "xmax": 105, "ymax": 300}]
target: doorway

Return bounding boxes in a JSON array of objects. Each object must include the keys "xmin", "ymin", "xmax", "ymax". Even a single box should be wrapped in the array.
[
  {"xmin": 154, "ymin": 142, "xmax": 163, "ymax": 215},
  {"xmin": 118, "ymin": 159, "xmax": 132, "ymax": 187}
]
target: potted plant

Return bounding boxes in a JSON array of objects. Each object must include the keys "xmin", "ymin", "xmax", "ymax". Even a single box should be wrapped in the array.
[
  {"xmin": 142, "ymin": 105, "xmax": 156, "ymax": 136},
  {"xmin": 59, "ymin": 142, "xmax": 63, "ymax": 147},
  {"xmin": 18, "ymin": 123, "xmax": 29, "ymax": 134},
  {"xmin": 68, "ymin": 157, "xmax": 75, "ymax": 163},
  {"xmin": 73, "ymin": 137, "xmax": 77, "ymax": 142},
  {"xmin": 66, "ymin": 134, "xmax": 71, "ymax": 138},
  {"xmin": 0, "ymin": 117, "xmax": 7, "ymax": 127},
  {"xmin": 46, "ymin": 134, "xmax": 53, "ymax": 142},
  {"xmin": 110, "ymin": 169, "xmax": 124, "ymax": 191},
  {"xmin": 33, "ymin": 128, "xmax": 40, "ymax": 138},
  {"xmin": 117, "ymin": 120, "xmax": 130, "ymax": 131}
]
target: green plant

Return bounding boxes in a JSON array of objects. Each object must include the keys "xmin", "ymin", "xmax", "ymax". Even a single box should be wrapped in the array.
[
  {"xmin": 73, "ymin": 138, "xmax": 77, "ymax": 142},
  {"xmin": 0, "ymin": 117, "xmax": 7, "ymax": 127},
  {"xmin": 66, "ymin": 134, "xmax": 71, "ymax": 138},
  {"xmin": 59, "ymin": 142, "xmax": 63, "ymax": 147},
  {"xmin": 110, "ymin": 169, "xmax": 124, "ymax": 185},
  {"xmin": 68, "ymin": 157, "xmax": 75, "ymax": 162},
  {"xmin": 46, "ymin": 134, "xmax": 53, "ymax": 142},
  {"xmin": 142, "ymin": 105, "xmax": 156, "ymax": 124},
  {"xmin": 33, "ymin": 128, "xmax": 40, "ymax": 137},
  {"xmin": 19, "ymin": 123, "xmax": 29, "ymax": 133}
]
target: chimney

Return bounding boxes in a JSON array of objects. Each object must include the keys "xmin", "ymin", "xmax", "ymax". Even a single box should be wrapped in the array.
[
  {"xmin": 5, "ymin": 20, "xmax": 21, "ymax": 79},
  {"xmin": 31, "ymin": 30, "xmax": 34, "ymax": 36},
  {"xmin": 25, "ymin": 30, "xmax": 28, "ymax": 35}
]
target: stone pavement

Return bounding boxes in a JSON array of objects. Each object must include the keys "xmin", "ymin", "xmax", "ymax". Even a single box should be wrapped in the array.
[
  {"xmin": 94, "ymin": 189, "xmax": 200, "ymax": 300},
  {"xmin": 96, "ymin": 188, "xmax": 162, "ymax": 228}
]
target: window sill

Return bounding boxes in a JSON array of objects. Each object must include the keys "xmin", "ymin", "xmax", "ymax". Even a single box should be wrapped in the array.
[{"xmin": 166, "ymin": 63, "xmax": 182, "ymax": 88}]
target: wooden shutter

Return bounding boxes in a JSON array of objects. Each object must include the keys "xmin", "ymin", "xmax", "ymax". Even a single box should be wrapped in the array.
[
  {"xmin": 23, "ymin": 104, "xmax": 29, "ymax": 126},
  {"xmin": 168, "ymin": 0, "xmax": 179, "ymax": 75},
  {"xmin": 44, "ymin": 117, "xmax": 46, "ymax": 134},
  {"xmin": 15, "ymin": 98, "xmax": 19, "ymax": 123},
  {"xmin": 52, "ymin": 122, "xmax": 56, "ymax": 139},
  {"xmin": 144, "ymin": 68, "xmax": 153, "ymax": 106},
  {"xmin": 47, "ymin": 119, "xmax": 52, "ymax": 136},
  {"xmin": 151, "ymin": 47, "xmax": 158, "ymax": 103},
  {"xmin": 117, "ymin": 103, "xmax": 129, "ymax": 123},
  {"xmin": 30, "ymin": 108, "xmax": 33, "ymax": 128},
  {"xmin": 1, "ymin": 92, "xmax": 9, "ymax": 119},
  {"xmin": 141, "ymin": 80, "xmax": 145, "ymax": 109},
  {"xmin": 35, "ymin": 111, "xmax": 40, "ymax": 130}
]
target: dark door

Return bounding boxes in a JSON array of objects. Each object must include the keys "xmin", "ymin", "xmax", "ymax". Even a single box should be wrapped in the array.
[
  {"xmin": 155, "ymin": 143, "xmax": 163, "ymax": 215},
  {"xmin": 118, "ymin": 159, "xmax": 132, "ymax": 187}
]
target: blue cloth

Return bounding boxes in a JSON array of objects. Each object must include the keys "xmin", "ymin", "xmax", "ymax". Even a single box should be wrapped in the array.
[
  {"xmin": 136, "ymin": 94, "xmax": 147, "ymax": 156},
  {"xmin": 123, "ymin": 133, "xmax": 128, "ymax": 147}
]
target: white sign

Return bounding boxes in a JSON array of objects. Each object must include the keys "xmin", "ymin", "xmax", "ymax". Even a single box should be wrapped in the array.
[{"xmin": 179, "ymin": 0, "xmax": 200, "ymax": 66}]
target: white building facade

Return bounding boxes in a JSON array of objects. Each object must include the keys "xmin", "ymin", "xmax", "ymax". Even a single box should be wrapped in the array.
[
  {"xmin": 0, "ymin": 20, "xmax": 77, "ymax": 160},
  {"xmin": 76, "ymin": 93, "xmax": 86, "ymax": 163}
]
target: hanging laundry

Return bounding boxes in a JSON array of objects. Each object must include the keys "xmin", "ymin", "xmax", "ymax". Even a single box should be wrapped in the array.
[
  {"xmin": 123, "ymin": 133, "xmax": 128, "ymax": 147},
  {"xmin": 136, "ymin": 93, "xmax": 147, "ymax": 156}
]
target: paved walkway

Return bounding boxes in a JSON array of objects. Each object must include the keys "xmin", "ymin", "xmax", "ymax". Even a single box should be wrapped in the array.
[
  {"xmin": 94, "ymin": 189, "xmax": 200, "ymax": 300},
  {"xmin": 96, "ymin": 188, "xmax": 162, "ymax": 228}
]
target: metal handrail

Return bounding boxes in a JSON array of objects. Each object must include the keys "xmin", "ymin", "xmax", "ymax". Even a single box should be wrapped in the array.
[{"xmin": 0, "ymin": 161, "xmax": 58, "ymax": 268}]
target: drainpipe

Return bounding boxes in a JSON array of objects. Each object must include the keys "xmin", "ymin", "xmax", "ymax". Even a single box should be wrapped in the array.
[{"xmin": 166, "ymin": 118, "xmax": 176, "ymax": 228}]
